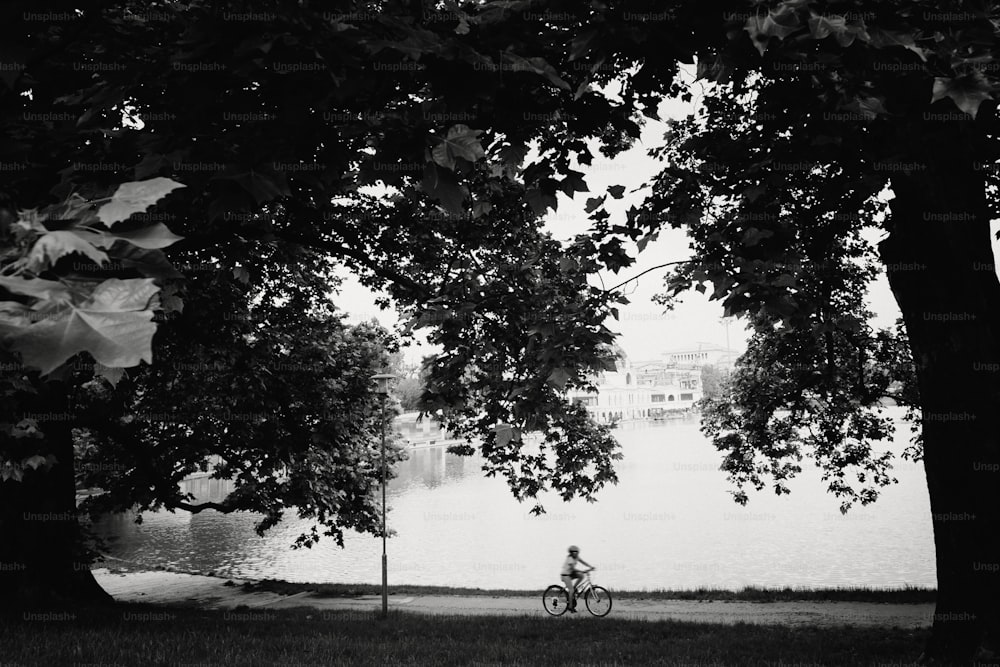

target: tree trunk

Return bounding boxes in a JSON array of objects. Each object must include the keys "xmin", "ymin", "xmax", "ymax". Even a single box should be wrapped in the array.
[
  {"xmin": 879, "ymin": 104, "xmax": 1000, "ymax": 664},
  {"xmin": 0, "ymin": 381, "xmax": 113, "ymax": 609}
]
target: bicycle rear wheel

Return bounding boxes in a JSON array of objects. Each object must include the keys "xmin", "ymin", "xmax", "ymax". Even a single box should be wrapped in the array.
[
  {"xmin": 585, "ymin": 586, "xmax": 612, "ymax": 617},
  {"xmin": 543, "ymin": 585, "xmax": 569, "ymax": 616}
]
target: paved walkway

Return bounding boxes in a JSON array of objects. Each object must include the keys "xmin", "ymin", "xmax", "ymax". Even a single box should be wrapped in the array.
[{"xmin": 92, "ymin": 569, "xmax": 934, "ymax": 629}]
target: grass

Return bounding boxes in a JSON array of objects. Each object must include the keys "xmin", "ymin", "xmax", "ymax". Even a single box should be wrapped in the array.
[
  {"xmin": 239, "ymin": 578, "xmax": 937, "ymax": 603},
  {"xmin": 1, "ymin": 603, "xmax": 927, "ymax": 666}
]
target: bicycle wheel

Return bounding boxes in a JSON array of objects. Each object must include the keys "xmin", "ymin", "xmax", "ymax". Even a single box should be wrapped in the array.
[
  {"xmin": 543, "ymin": 585, "xmax": 570, "ymax": 616},
  {"xmin": 585, "ymin": 585, "xmax": 612, "ymax": 617}
]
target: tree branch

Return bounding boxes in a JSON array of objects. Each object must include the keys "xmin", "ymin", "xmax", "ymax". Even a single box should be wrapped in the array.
[
  {"xmin": 171, "ymin": 501, "xmax": 237, "ymax": 514},
  {"xmin": 606, "ymin": 261, "xmax": 685, "ymax": 292},
  {"xmin": 267, "ymin": 228, "xmax": 424, "ymax": 293},
  {"xmin": 170, "ymin": 224, "xmax": 425, "ymax": 294}
]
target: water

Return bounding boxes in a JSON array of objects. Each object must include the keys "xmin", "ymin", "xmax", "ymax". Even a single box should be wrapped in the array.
[{"xmin": 92, "ymin": 410, "xmax": 936, "ymax": 590}]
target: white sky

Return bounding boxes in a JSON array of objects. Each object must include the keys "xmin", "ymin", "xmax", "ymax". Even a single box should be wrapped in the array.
[{"xmin": 333, "ymin": 83, "xmax": 907, "ymax": 365}]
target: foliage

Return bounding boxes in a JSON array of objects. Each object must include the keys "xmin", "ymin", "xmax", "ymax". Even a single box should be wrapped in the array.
[
  {"xmin": 0, "ymin": 181, "xmax": 185, "ymax": 379},
  {"xmin": 701, "ymin": 316, "xmax": 916, "ymax": 511},
  {"xmin": 2, "ymin": 12, "xmax": 999, "ymax": 660},
  {"xmin": 642, "ymin": 69, "xmax": 925, "ymax": 510},
  {"xmin": 0, "ymin": 182, "xmax": 186, "ymax": 484},
  {"xmin": 73, "ymin": 249, "xmax": 402, "ymax": 547},
  {"xmin": 2, "ymin": 0, "xmax": 657, "ymax": 535},
  {"xmin": 10, "ymin": 0, "xmax": 972, "ymax": 518},
  {"xmin": 698, "ymin": 364, "xmax": 728, "ymax": 402}
]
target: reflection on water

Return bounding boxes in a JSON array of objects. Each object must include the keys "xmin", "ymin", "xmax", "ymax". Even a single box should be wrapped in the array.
[{"xmin": 93, "ymin": 411, "xmax": 936, "ymax": 590}]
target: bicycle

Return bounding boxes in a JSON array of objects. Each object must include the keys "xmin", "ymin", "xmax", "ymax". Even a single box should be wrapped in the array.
[{"xmin": 543, "ymin": 571, "xmax": 612, "ymax": 617}]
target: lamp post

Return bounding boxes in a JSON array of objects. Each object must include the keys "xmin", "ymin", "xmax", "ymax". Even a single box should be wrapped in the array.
[{"xmin": 371, "ymin": 373, "xmax": 396, "ymax": 618}]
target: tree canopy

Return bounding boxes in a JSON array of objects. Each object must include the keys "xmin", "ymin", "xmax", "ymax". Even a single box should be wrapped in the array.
[{"xmin": 5, "ymin": 0, "xmax": 1000, "ymax": 660}]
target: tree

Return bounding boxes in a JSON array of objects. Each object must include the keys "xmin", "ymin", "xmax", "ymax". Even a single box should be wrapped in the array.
[
  {"xmin": 698, "ymin": 364, "xmax": 728, "ymax": 402},
  {"xmin": 74, "ymin": 249, "xmax": 405, "ymax": 549},
  {"xmin": 634, "ymin": 5, "xmax": 1000, "ymax": 659},
  {"xmin": 1, "ymin": 0, "xmax": 631, "ymax": 605},
  {"xmin": 1, "ymin": 189, "xmax": 406, "ymax": 602},
  {"xmin": 5, "ymin": 2, "xmax": 1000, "ymax": 659}
]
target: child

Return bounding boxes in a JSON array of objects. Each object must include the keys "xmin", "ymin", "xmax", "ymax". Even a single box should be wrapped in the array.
[{"xmin": 560, "ymin": 545, "xmax": 593, "ymax": 612}]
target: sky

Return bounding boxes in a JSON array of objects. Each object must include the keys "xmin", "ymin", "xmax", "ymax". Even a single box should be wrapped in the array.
[{"xmin": 332, "ymin": 80, "xmax": 907, "ymax": 366}]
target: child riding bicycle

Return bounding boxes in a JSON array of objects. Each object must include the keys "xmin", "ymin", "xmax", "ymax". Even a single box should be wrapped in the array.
[{"xmin": 560, "ymin": 545, "xmax": 593, "ymax": 612}]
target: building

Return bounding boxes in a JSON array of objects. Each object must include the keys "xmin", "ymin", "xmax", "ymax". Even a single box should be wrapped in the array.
[
  {"xmin": 395, "ymin": 411, "xmax": 461, "ymax": 448},
  {"xmin": 568, "ymin": 347, "xmax": 702, "ymax": 423},
  {"xmin": 662, "ymin": 342, "xmax": 739, "ymax": 371}
]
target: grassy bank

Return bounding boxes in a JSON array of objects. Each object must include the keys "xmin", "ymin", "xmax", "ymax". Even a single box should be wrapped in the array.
[
  {"xmin": 1, "ymin": 603, "xmax": 925, "ymax": 666},
  {"xmin": 239, "ymin": 578, "xmax": 937, "ymax": 603}
]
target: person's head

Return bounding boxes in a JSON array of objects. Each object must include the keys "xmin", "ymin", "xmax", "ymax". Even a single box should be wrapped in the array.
[{"xmin": 568, "ymin": 545, "xmax": 579, "ymax": 556}]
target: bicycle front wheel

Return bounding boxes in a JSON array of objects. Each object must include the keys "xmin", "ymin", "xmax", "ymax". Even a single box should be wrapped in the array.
[
  {"xmin": 585, "ymin": 586, "xmax": 612, "ymax": 617},
  {"xmin": 543, "ymin": 585, "xmax": 569, "ymax": 616}
]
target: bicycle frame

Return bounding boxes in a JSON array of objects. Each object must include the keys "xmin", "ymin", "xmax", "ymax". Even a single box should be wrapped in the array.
[{"xmin": 573, "ymin": 572, "xmax": 595, "ymax": 596}]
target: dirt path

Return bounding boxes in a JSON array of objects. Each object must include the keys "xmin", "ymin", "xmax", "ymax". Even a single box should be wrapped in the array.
[{"xmin": 92, "ymin": 569, "xmax": 934, "ymax": 629}]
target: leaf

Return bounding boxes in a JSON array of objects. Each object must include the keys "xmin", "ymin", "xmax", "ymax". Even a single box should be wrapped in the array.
[
  {"xmin": 472, "ymin": 200, "xmax": 493, "ymax": 218},
  {"xmin": 0, "ymin": 303, "xmax": 31, "ymax": 339},
  {"xmin": 97, "ymin": 178, "xmax": 185, "ymax": 227},
  {"xmin": 212, "ymin": 167, "xmax": 290, "ymax": 206},
  {"xmin": 431, "ymin": 125, "xmax": 486, "ymax": 170},
  {"xmin": 559, "ymin": 170, "xmax": 589, "ymax": 197},
  {"xmin": 558, "ymin": 257, "xmax": 578, "ymax": 273},
  {"xmin": 95, "ymin": 363, "xmax": 126, "ymax": 386},
  {"xmin": 547, "ymin": 367, "xmax": 571, "ymax": 390},
  {"xmin": 26, "ymin": 231, "xmax": 109, "ymax": 271},
  {"xmin": 85, "ymin": 278, "xmax": 160, "ymax": 312},
  {"xmin": 585, "ymin": 195, "xmax": 606, "ymax": 213},
  {"xmin": 0, "ymin": 276, "xmax": 72, "ymax": 304},
  {"xmin": 101, "ymin": 223, "xmax": 184, "ymax": 250},
  {"xmin": 160, "ymin": 293, "xmax": 184, "ymax": 314},
  {"xmin": 845, "ymin": 96, "xmax": 889, "ymax": 120},
  {"xmin": 808, "ymin": 14, "xmax": 847, "ymax": 40},
  {"xmin": 422, "ymin": 163, "xmax": 468, "ymax": 214},
  {"xmin": 114, "ymin": 245, "xmax": 184, "ymax": 279},
  {"xmin": 696, "ymin": 55, "xmax": 734, "ymax": 83},
  {"xmin": 8, "ymin": 278, "xmax": 159, "ymax": 374},
  {"xmin": 636, "ymin": 231, "xmax": 658, "ymax": 253},
  {"xmin": 525, "ymin": 188, "xmax": 557, "ymax": 216},
  {"xmin": 23, "ymin": 455, "xmax": 47, "ymax": 470},
  {"xmin": 745, "ymin": 12, "xmax": 802, "ymax": 54},
  {"xmin": 773, "ymin": 274, "xmax": 797, "ymax": 287},
  {"xmin": 932, "ymin": 73, "xmax": 993, "ymax": 118},
  {"xmin": 607, "ymin": 185, "xmax": 626, "ymax": 199},
  {"xmin": 494, "ymin": 423, "xmax": 514, "ymax": 448},
  {"xmin": 763, "ymin": 14, "xmax": 802, "ymax": 40},
  {"xmin": 598, "ymin": 357, "xmax": 619, "ymax": 372},
  {"xmin": 501, "ymin": 52, "xmax": 571, "ymax": 91},
  {"xmin": 569, "ymin": 28, "xmax": 601, "ymax": 61},
  {"xmin": 869, "ymin": 28, "xmax": 927, "ymax": 62},
  {"xmin": 498, "ymin": 142, "xmax": 530, "ymax": 175},
  {"xmin": 133, "ymin": 154, "xmax": 170, "ymax": 180}
]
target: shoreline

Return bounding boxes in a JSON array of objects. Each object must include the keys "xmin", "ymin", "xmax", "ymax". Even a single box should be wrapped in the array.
[{"xmin": 93, "ymin": 563, "xmax": 937, "ymax": 603}]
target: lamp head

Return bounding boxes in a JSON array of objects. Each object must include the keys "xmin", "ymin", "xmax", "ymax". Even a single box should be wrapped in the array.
[{"xmin": 371, "ymin": 373, "xmax": 397, "ymax": 395}]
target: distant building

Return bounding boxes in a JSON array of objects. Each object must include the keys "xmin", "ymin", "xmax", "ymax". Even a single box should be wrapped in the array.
[
  {"xmin": 395, "ymin": 412, "xmax": 461, "ymax": 447},
  {"xmin": 568, "ymin": 347, "xmax": 701, "ymax": 423},
  {"xmin": 662, "ymin": 343, "xmax": 739, "ymax": 371}
]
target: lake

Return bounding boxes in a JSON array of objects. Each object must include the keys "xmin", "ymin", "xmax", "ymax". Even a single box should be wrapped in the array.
[{"xmin": 92, "ymin": 410, "xmax": 936, "ymax": 591}]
